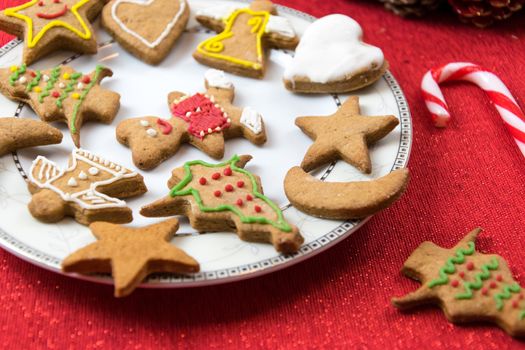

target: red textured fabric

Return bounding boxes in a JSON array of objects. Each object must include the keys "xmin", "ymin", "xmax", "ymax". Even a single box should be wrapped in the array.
[{"xmin": 1, "ymin": 0, "xmax": 525, "ymax": 348}]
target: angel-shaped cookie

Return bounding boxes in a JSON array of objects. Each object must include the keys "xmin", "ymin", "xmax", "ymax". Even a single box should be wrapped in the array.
[{"xmin": 117, "ymin": 69, "xmax": 267, "ymax": 170}]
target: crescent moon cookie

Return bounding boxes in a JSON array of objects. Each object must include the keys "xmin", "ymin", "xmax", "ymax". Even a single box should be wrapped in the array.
[
  {"xmin": 296, "ymin": 96, "xmax": 399, "ymax": 173},
  {"xmin": 28, "ymin": 149, "xmax": 147, "ymax": 225},
  {"xmin": 0, "ymin": 117, "xmax": 62, "ymax": 156},
  {"xmin": 283, "ymin": 14, "xmax": 388, "ymax": 94},
  {"xmin": 101, "ymin": 0, "xmax": 190, "ymax": 65},
  {"xmin": 393, "ymin": 228, "xmax": 525, "ymax": 338},
  {"xmin": 193, "ymin": 0, "xmax": 299, "ymax": 79},
  {"xmin": 116, "ymin": 69, "xmax": 267, "ymax": 170},
  {"xmin": 284, "ymin": 167, "xmax": 409, "ymax": 220},
  {"xmin": 62, "ymin": 219, "xmax": 199, "ymax": 297},
  {"xmin": 140, "ymin": 155, "xmax": 304, "ymax": 254},
  {"xmin": 0, "ymin": 0, "xmax": 105, "ymax": 65},
  {"xmin": 0, "ymin": 64, "xmax": 120, "ymax": 148}
]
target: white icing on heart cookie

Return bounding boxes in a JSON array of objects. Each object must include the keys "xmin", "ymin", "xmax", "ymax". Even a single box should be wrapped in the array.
[
  {"xmin": 111, "ymin": 0, "xmax": 186, "ymax": 49},
  {"xmin": 283, "ymin": 14, "xmax": 384, "ymax": 84}
]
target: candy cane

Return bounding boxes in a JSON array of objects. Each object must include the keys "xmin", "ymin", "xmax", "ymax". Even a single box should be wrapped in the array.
[{"xmin": 421, "ymin": 62, "xmax": 525, "ymax": 157}]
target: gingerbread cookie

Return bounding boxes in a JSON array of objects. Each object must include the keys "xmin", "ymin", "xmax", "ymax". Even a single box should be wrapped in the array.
[
  {"xmin": 117, "ymin": 69, "xmax": 267, "ymax": 170},
  {"xmin": 0, "ymin": 64, "xmax": 120, "ymax": 147},
  {"xmin": 0, "ymin": 117, "xmax": 62, "ymax": 156},
  {"xmin": 140, "ymin": 155, "xmax": 303, "ymax": 254},
  {"xmin": 194, "ymin": 0, "xmax": 299, "ymax": 79},
  {"xmin": 0, "ymin": 0, "xmax": 105, "ymax": 65},
  {"xmin": 296, "ymin": 96, "xmax": 399, "ymax": 173},
  {"xmin": 101, "ymin": 0, "xmax": 189, "ymax": 65},
  {"xmin": 28, "ymin": 148, "xmax": 147, "ymax": 225},
  {"xmin": 62, "ymin": 219, "xmax": 199, "ymax": 297},
  {"xmin": 283, "ymin": 14, "xmax": 388, "ymax": 94},
  {"xmin": 284, "ymin": 167, "xmax": 409, "ymax": 220},
  {"xmin": 392, "ymin": 228, "xmax": 525, "ymax": 337}
]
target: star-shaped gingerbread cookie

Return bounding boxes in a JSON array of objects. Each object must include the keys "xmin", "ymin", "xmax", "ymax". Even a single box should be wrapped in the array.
[
  {"xmin": 117, "ymin": 69, "xmax": 266, "ymax": 170},
  {"xmin": 296, "ymin": 96, "xmax": 399, "ymax": 173},
  {"xmin": 0, "ymin": 0, "xmax": 105, "ymax": 65},
  {"xmin": 392, "ymin": 228, "xmax": 525, "ymax": 337},
  {"xmin": 62, "ymin": 219, "xmax": 199, "ymax": 297},
  {"xmin": 0, "ymin": 64, "xmax": 120, "ymax": 147},
  {"xmin": 0, "ymin": 117, "xmax": 62, "ymax": 156}
]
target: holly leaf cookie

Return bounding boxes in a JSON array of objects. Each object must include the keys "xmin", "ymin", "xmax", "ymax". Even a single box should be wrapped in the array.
[
  {"xmin": 101, "ymin": 0, "xmax": 190, "ymax": 65},
  {"xmin": 0, "ymin": 0, "xmax": 105, "ymax": 65},
  {"xmin": 0, "ymin": 64, "xmax": 120, "ymax": 147},
  {"xmin": 0, "ymin": 117, "xmax": 62, "ymax": 156},
  {"xmin": 140, "ymin": 155, "xmax": 304, "ymax": 254},
  {"xmin": 62, "ymin": 219, "xmax": 199, "ymax": 297},
  {"xmin": 283, "ymin": 14, "xmax": 388, "ymax": 94},
  {"xmin": 28, "ymin": 148, "xmax": 147, "ymax": 225},
  {"xmin": 193, "ymin": 0, "xmax": 299, "ymax": 79},
  {"xmin": 296, "ymin": 96, "xmax": 399, "ymax": 173},
  {"xmin": 116, "ymin": 69, "xmax": 267, "ymax": 170},
  {"xmin": 392, "ymin": 228, "xmax": 525, "ymax": 337}
]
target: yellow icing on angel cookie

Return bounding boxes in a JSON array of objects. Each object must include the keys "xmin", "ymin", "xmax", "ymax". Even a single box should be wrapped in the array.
[
  {"xmin": 4, "ymin": 0, "xmax": 92, "ymax": 48},
  {"xmin": 196, "ymin": 8, "xmax": 269, "ymax": 70}
]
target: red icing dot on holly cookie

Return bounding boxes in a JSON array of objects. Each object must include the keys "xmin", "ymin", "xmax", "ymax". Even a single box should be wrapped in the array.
[
  {"xmin": 496, "ymin": 275, "xmax": 503, "ymax": 282},
  {"xmin": 214, "ymin": 190, "xmax": 221, "ymax": 197},
  {"xmin": 254, "ymin": 205, "xmax": 262, "ymax": 213},
  {"xmin": 225, "ymin": 184, "xmax": 234, "ymax": 192},
  {"xmin": 490, "ymin": 281, "xmax": 497, "ymax": 289},
  {"xmin": 211, "ymin": 172, "xmax": 221, "ymax": 180},
  {"xmin": 246, "ymin": 194, "xmax": 253, "ymax": 201},
  {"xmin": 236, "ymin": 199, "xmax": 243, "ymax": 207},
  {"xmin": 512, "ymin": 300, "xmax": 519, "ymax": 308},
  {"xmin": 237, "ymin": 181, "xmax": 244, "ymax": 188},
  {"xmin": 481, "ymin": 288, "xmax": 489, "ymax": 296},
  {"xmin": 199, "ymin": 177, "xmax": 207, "ymax": 185},
  {"xmin": 466, "ymin": 262, "xmax": 474, "ymax": 270},
  {"xmin": 459, "ymin": 271, "xmax": 465, "ymax": 279},
  {"xmin": 451, "ymin": 280, "xmax": 459, "ymax": 287},
  {"xmin": 223, "ymin": 167, "xmax": 232, "ymax": 176},
  {"xmin": 82, "ymin": 75, "xmax": 91, "ymax": 84}
]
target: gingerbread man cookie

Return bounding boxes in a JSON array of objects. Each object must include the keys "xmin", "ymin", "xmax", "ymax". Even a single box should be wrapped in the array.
[
  {"xmin": 0, "ymin": 117, "xmax": 62, "ymax": 156},
  {"xmin": 140, "ymin": 155, "xmax": 304, "ymax": 254},
  {"xmin": 194, "ymin": 0, "xmax": 299, "ymax": 79},
  {"xmin": 117, "ymin": 69, "xmax": 267, "ymax": 170},
  {"xmin": 393, "ymin": 228, "xmax": 525, "ymax": 337},
  {"xmin": 101, "ymin": 0, "xmax": 190, "ymax": 65},
  {"xmin": 62, "ymin": 219, "xmax": 199, "ymax": 297},
  {"xmin": 0, "ymin": 0, "xmax": 105, "ymax": 65},
  {"xmin": 28, "ymin": 149, "xmax": 147, "ymax": 225},
  {"xmin": 0, "ymin": 64, "xmax": 120, "ymax": 147},
  {"xmin": 296, "ymin": 96, "xmax": 399, "ymax": 173}
]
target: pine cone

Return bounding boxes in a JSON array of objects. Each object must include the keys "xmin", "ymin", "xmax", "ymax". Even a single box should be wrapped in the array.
[
  {"xmin": 380, "ymin": 0, "xmax": 444, "ymax": 16},
  {"xmin": 448, "ymin": 0, "xmax": 525, "ymax": 27}
]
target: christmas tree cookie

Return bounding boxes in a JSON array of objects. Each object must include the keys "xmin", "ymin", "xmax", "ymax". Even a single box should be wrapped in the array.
[
  {"xmin": 0, "ymin": 64, "xmax": 120, "ymax": 147},
  {"xmin": 116, "ymin": 69, "xmax": 267, "ymax": 170},
  {"xmin": 393, "ymin": 228, "xmax": 525, "ymax": 337},
  {"xmin": 0, "ymin": 0, "xmax": 105, "ymax": 65},
  {"xmin": 193, "ymin": 0, "xmax": 299, "ymax": 79},
  {"xmin": 141, "ymin": 155, "xmax": 304, "ymax": 254}
]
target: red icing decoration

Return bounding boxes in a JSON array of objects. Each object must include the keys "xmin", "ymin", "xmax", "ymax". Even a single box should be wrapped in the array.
[
  {"xmin": 490, "ymin": 281, "xmax": 497, "ymax": 289},
  {"xmin": 237, "ymin": 181, "xmax": 244, "ymax": 188},
  {"xmin": 38, "ymin": 1, "xmax": 44, "ymax": 6},
  {"xmin": 512, "ymin": 300, "xmax": 519, "ymax": 308},
  {"xmin": 451, "ymin": 280, "xmax": 459, "ymax": 287},
  {"xmin": 254, "ymin": 205, "xmax": 262, "ymax": 213},
  {"xmin": 211, "ymin": 172, "xmax": 221, "ymax": 180},
  {"xmin": 82, "ymin": 75, "xmax": 91, "ymax": 84},
  {"xmin": 199, "ymin": 177, "xmax": 207, "ymax": 185},
  {"xmin": 466, "ymin": 262, "xmax": 474, "ymax": 270},
  {"xmin": 224, "ymin": 167, "xmax": 232, "ymax": 176},
  {"xmin": 481, "ymin": 288, "xmax": 489, "ymax": 296},
  {"xmin": 54, "ymin": 0, "xmax": 60, "ymax": 3},
  {"xmin": 236, "ymin": 199, "xmax": 243, "ymax": 207},
  {"xmin": 37, "ymin": 5, "xmax": 68, "ymax": 19},
  {"xmin": 459, "ymin": 271, "xmax": 465, "ymax": 278},
  {"xmin": 171, "ymin": 93, "xmax": 229, "ymax": 139},
  {"xmin": 52, "ymin": 91, "xmax": 60, "ymax": 98},
  {"xmin": 246, "ymin": 194, "xmax": 253, "ymax": 201},
  {"xmin": 156, "ymin": 118, "xmax": 173, "ymax": 135},
  {"xmin": 225, "ymin": 184, "xmax": 234, "ymax": 192},
  {"xmin": 214, "ymin": 190, "xmax": 221, "ymax": 197},
  {"xmin": 30, "ymin": 71, "xmax": 36, "ymax": 77},
  {"xmin": 520, "ymin": 294, "xmax": 524, "ymax": 300},
  {"xmin": 496, "ymin": 275, "xmax": 503, "ymax": 282}
]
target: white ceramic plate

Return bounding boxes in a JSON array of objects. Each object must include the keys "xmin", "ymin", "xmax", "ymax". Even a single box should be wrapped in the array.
[{"xmin": 0, "ymin": 0, "xmax": 412, "ymax": 288}]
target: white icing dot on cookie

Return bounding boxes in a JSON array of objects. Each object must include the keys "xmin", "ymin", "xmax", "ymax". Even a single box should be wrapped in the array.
[
  {"xmin": 146, "ymin": 128, "xmax": 158, "ymax": 137},
  {"xmin": 88, "ymin": 167, "xmax": 99, "ymax": 176},
  {"xmin": 140, "ymin": 120, "xmax": 150, "ymax": 127},
  {"xmin": 77, "ymin": 82, "xmax": 84, "ymax": 90},
  {"xmin": 18, "ymin": 76, "xmax": 27, "ymax": 84},
  {"xmin": 42, "ymin": 74, "xmax": 50, "ymax": 82},
  {"xmin": 78, "ymin": 171, "xmax": 88, "ymax": 180},
  {"xmin": 67, "ymin": 177, "xmax": 78, "ymax": 187},
  {"xmin": 59, "ymin": 82, "xmax": 66, "ymax": 89}
]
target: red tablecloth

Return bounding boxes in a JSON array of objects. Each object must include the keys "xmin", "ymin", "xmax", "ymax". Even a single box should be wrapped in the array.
[{"xmin": 1, "ymin": 0, "xmax": 525, "ymax": 348}]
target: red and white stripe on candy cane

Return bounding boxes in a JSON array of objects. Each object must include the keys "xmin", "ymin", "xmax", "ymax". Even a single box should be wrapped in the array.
[{"xmin": 421, "ymin": 62, "xmax": 525, "ymax": 157}]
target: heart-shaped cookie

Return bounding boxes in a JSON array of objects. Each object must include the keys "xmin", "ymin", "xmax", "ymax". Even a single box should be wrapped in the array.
[
  {"xmin": 102, "ymin": 0, "xmax": 189, "ymax": 65},
  {"xmin": 283, "ymin": 14, "xmax": 388, "ymax": 94}
]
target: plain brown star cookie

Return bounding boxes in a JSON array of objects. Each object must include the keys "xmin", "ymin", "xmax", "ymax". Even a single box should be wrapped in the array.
[
  {"xmin": 296, "ymin": 96, "xmax": 399, "ymax": 173},
  {"xmin": 0, "ymin": 117, "xmax": 62, "ymax": 156},
  {"xmin": 62, "ymin": 219, "xmax": 200, "ymax": 297}
]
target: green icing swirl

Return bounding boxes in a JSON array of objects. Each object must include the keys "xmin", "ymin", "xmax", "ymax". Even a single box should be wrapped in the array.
[
  {"xmin": 169, "ymin": 155, "xmax": 292, "ymax": 232},
  {"xmin": 495, "ymin": 283, "xmax": 521, "ymax": 311},
  {"xmin": 25, "ymin": 70, "xmax": 42, "ymax": 92},
  {"xmin": 8, "ymin": 64, "xmax": 26, "ymax": 86},
  {"xmin": 455, "ymin": 258, "xmax": 499, "ymax": 299},
  {"xmin": 38, "ymin": 66, "xmax": 61, "ymax": 103},
  {"xmin": 428, "ymin": 242, "xmax": 475, "ymax": 288},
  {"xmin": 70, "ymin": 65, "xmax": 104, "ymax": 134}
]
